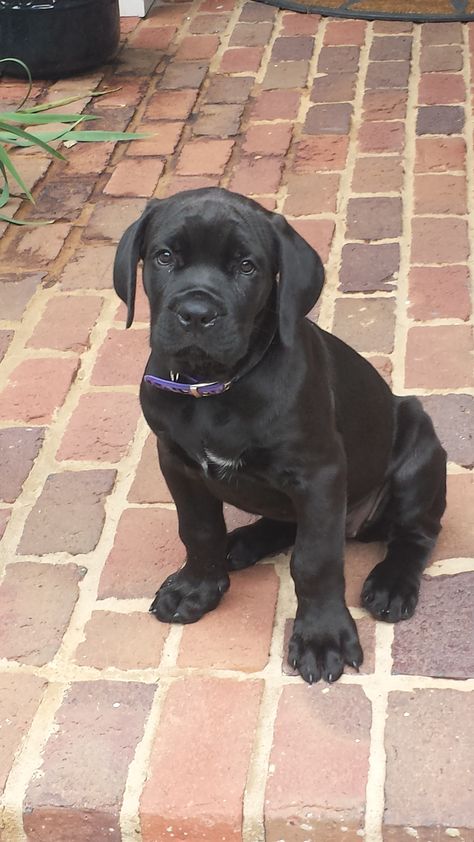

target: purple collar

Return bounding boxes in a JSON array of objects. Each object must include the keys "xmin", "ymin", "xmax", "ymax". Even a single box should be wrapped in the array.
[{"xmin": 144, "ymin": 372, "xmax": 231, "ymax": 398}]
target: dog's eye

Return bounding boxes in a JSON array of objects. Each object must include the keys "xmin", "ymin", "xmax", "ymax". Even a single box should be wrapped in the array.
[
  {"xmin": 240, "ymin": 259, "xmax": 255, "ymax": 275},
  {"xmin": 156, "ymin": 250, "xmax": 173, "ymax": 266}
]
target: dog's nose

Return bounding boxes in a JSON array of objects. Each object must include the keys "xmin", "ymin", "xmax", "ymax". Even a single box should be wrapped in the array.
[{"xmin": 175, "ymin": 298, "xmax": 218, "ymax": 329}]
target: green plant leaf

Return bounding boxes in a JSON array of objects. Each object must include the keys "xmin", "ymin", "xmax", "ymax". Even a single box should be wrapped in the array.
[
  {"xmin": 0, "ymin": 211, "xmax": 53, "ymax": 225},
  {"xmin": 0, "ymin": 122, "xmax": 66, "ymax": 158},
  {"xmin": 0, "ymin": 58, "xmax": 32, "ymax": 110},
  {"xmin": 0, "ymin": 145, "xmax": 33, "ymax": 202},
  {"xmin": 65, "ymin": 130, "xmax": 150, "ymax": 142},
  {"xmin": 22, "ymin": 88, "xmax": 121, "ymax": 114},
  {"xmin": 0, "ymin": 111, "xmax": 99, "ymax": 125},
  {"xmin": 0, "ymin": 161, "xmax": 10, "ymax": 208}
]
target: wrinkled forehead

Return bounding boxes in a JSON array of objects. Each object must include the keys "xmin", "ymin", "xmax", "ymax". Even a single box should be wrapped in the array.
[{"xmin": 144, "ymin": 193, "xmax": 275, "ymax": 264}]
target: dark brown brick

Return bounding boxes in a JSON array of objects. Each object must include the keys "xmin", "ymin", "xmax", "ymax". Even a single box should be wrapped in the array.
[
  {"xmin": 239, "ymin": 0, "xmax": 276, "ymax": 21},
  {"xmin": 265, "ymin": 684, "xmax": 371, "ymax": 840},
  {"xmin": 262, "ymin": 60, "xmax": 309, "ymax": 90},
  {"xmin": 318, "ymin": 46, "xmax": 360, "ymax": 73},
  {"xmin": 0, "ymin": 562, "xmax": 83, "ymax": 665},
  {"xmin": 384, "ymin": 690, "xmax": 474, "ymax": 838},
  {"xmin": 160, "ymin": 60, "xmax": 208, "ymax": 90},
  {"xmin": 85, "ymin": 198, "xmax": 146, "ymax": 242},
  {"xmin": 346, "ymin": 197, "xmax": 403, "ymax": 240},
  {"xmin": 417, "ymin": 105, "xmax": 465, "ymax": 135},
  {"xmin": 420, "ymin": 44, "xmax": 463, "ymax": 72},
  {"xmin": 0, "ymin": 329, "xmax": 13, "ymax": 362},
  {"xmin": 311, "ymin": 72, "xmax": 356, "ymax": 103},
  {"xmin": 193, "ymin": 103, "xmax": 243, "ymax": 137},
  {"xmin": 0, "ymin": 427, "xmax": 45, "ymax": 504},
  {"xmin": 392, "ymin": 573, "xmax": 474, "ymax": 679},
  {"xmin": 28, "ymin": 178, "xmax": 95, "ymax": 222},
  {"xmin": 24, "ymin": 681, "xmax": 155, "ymax": 842},
  {"xmin": 421, "ymin": 21, "xmax": 463, "ymax": 45},
  {"xmin": 0, "ymin": 674, "xmax": 46, "ymax": 790},
  {"xmin": 304, "ymin": 103, "xmax": 352, "ymax": 134},
  {"xmin": 365, "ymin": 60, "xmax": 410, "ymax": 89},
  {"xmin": 369, "ymin": 36, "xmax": 412, "ymax": 61},
  {"xmin": 339, "ymin": 243, "xmax": 399, "ymax": 292},
  {"xmin": 205, "ymin": 75, "xmax": 254, "ymax": 103},
  {"xmin": 271, "ymin": 35, "xmax": 314, "ymax": 61},
  {"xmin": 229, "ymin": 20, "xmax": 273, "ymax": 46},
  {"xmin": 333, "ymin": 298, "xmax": 396, "ymax": 353},
  {"xmin": 421, "ymin": 394, "xmax": 473, "ymax": 468},
  {"xmin": 18, "ymin": 470, "xmax": 116, "ymax": 555}
]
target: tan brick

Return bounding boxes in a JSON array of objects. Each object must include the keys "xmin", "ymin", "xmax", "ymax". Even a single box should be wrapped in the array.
[
  {"xmin": 405, "ymin": 325, "xmax": 473, "ymax": 389},
  {"xmin": 57, "ymin": 392, "xmax": 141, "ymax": 463},
  {"xmin": 176, "ymin": 139, "xmax": 234, "ymax": 175},
  {"xmin": 91, "ymin": 328, "xmax": 149, "ymax": 387},
  {"xmin": 411, "ymin": 217, "xmax": 469, "ymax": 263},
  {"xmin": 75, "ymin": 611, "xmax": 169, "ymax": 670},
  {"xmin": 284, "ymin": 173, "xmax": 340, "ymax": 215},
  {"xmin": 0, "ymin": 674, "xmax": 46, "ymax": 790},
  {"xmin": 0, "ymin": 358, "xmax": 79, "ymax": 424},
  {"xmin": 59, "ymin": 243, "xmax": 116, "ymax": 291},
  {"xmin": 27, "ymin": 296, "xmax": 102, "ymax": 352},
  {"xmin": 104, "ymin": 158, "xmax": 164, "ymax": 197},
  {"xmin": 128, "ymin": 433, "xmax": 172, "ymax": 504}
]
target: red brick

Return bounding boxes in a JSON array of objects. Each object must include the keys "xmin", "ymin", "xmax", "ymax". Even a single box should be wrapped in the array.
[
  {"xmin": 229, "ymin": 21, "xmax": 273, "ymax": 47},
  {"xmin": 415, "ymin": 136, "xmax": 466, "ymax": 172},
  {"xmin": 27, "ymin": 296, "xmax": 102, "ymax": 352},
  {"xmin": 219, "ymin": 46, "xmax": 264, "ymax": 73},
  {"xmin": 271, "ymin": 35, "xmax": 314, "ymax": 61},
  {"xmin": 414, "ymin": 173, "xmax": 466, "ymax": 214},
  {"xmin": 324, "ymin": 19, "xmax": 366, "ymax": 45},
  {"xmin": 262, "ymin": 60, "xmax": 309, "ymax": 90},
  {"xmin": 205, "ymin": 75, "xmax": 254, "ymax": 103},
  {"xmin": 176, "ymin": 34, "xmax": 220, "ymax": 60},
  {"xmin": 359, "ymin": 120, "xmax": 405, "ymax": 153},
  {"xmin": 433, "ymin": 473, "xmax": 474, "ymax": 561},
  {"xmin": 179, "ymin": 565, "xmax": 279, "ymax": 671},
  {"xmin": 97, "ymin": 80, "xmax": 146, "ymax": 107},
  {"xmin": 129, "ymin": 24, "xmax": 176, "ymax": 49},
  {"xmin": 127, "ymin": 121, "xmax": 184, "ymax": 156},
  {"xmin": 140, "ymin": 677, "xmax": 262, "ymax": 842},
  {"xmin": 405, "ymin": 325, "xmax": 473, "ymax": 389},
  {"xmin": 143, "ymin": 89, "xmax": 197, "ymax": 120},
  {"xmin": 265, "ymin": 684, "xmax": 371, "ymax": 840},
  {"xmin": 229, "ymin": 156, "xmax": 283, "ymax": 195},
  {"xmin": 420, "ymin": 44, "xmax": 463, "ymax": 72},
  {"xmin": 0, "ymin": 562, "xmax": 83, "ymax": 665},
  {"xmin": 0, "ymin": 358, "xmax": 78, "ymax": 424},
  {"xmin": 362, "ymin": 88, "xmax": 407, "ymax": 120},
  {"xmin": 64, "ymin": 143, "xmax": 114, "ymax": 177},
  {"xmin": 411, "ymin": 217, "xmax": 469, "ymax": 263},
  {"xmin": 281, "ymin": 11, "xmax": 319, "ymax": 35},
  {"xmin": 146, "ymin": 3, "xmax": 192, "ymax": 24},
  {"xmin": 75, "ymin": 610, "xmax": 169, "ymax": 670},
  {"xmin": 85, "ymin": 198, "xmax": 146, "ymax": 242},
  {"xmin": 104, "ymin": 158, "xmax": 164, "ymax": 197},
  {"xmin": 0, "ymin": 428, "xmax": 45, "ymax": 504},
  {"xmin": 288, "ymin": 218, "xmax": 335, "ymax": 263},
  {"xmin": 346, "ymin": 196, "xmax": 402, "ymax": 240},
  {"xmin": 293, "ymin": 135, "xmax": 349, "ymax": 172},
  {"xmin": 8, "ymin": 223, "xmax": 71, "ymax": 268},
  {"xmin": 384, "ymin": 690, "xmax": 474, "ymax": 838},
  {"xmin": 0, "ymin": 273, "xmax": 43, "ymax": 320},
  {"xmin": 190, "ymin": 14, "xmax": 230, "ymax": 34},
  {"xmin": 318, "ymin": 45, "xmax": 360, "ymax": 73},
  {"xmin": 24, "ymin": 681, "xmax": 155, "ymax": 842},
  {"xmin": 114, "ymin": 271, "xmax": 149, "ymax": 323},
  {"xmin": 98, "ymin": 507, "xmax": 180, "ymax": 599},
  {"xmin": 176, "ymin": 139, "xmax": 234, "ymax": 175},
  {"xmin": 421, "ymin": 394, "xmax": 474, "ymax": 468},
  {"xmin": 421, "ymin": 21, "xmax": 463, "ymax": 44},
  {"xmin": 333, "ymin": 298, "xmax": 396, "ymax": 354},
  {"xmin": 164, "ymin": 175, "xmax": 221, "ymax": 195},
  {"xmin": 18, "ymin": 470, "xmax": 116, "ymax": 555},
  {"xmin": 193, "ymin": 103, "xmax": 243, "ymax": 137},
  {"xmin": 59, "ymin": 243, "xmax": 116, "ymax": 290},
  {"xmin": 240, "ymin": 1, "xmax": 276, "ymax": 21},
  {"xmin": 304, "ymin": 102, "xmax": 352, "ymax": 134},
  {"xmin": 352, "ymin": 155, "xmax": 403, "ymax": 193},
  {"xmin": 0, "ymin": 674, "xmax": 46, "ymax": 790},
  {"xmin": 57, "ymin": 392, "xmax": 140, "ymax": 463},
  {"xmin": 408, "ymin": 265, "xmax": 471, "ymax": 321},
  {"xmin": 128, "ymin": 434, "xmax": 172, "ymax": 504},
  {"xmin": 91, "ymin": 328, "xmax": 149, "ymax": 387},
  {"xmin": 419, "ymin": 72, "xmax": 465, "ymax": 104},
  {"xmin": 369, "ymin": 35, "xmax": 412, "ymax": 61},
  {"xmin": 250, "ymin": 89, "xmax": 300, "ymax": 120},
  {"xmin": 284, "ymin": 173, "xmax": 340, "ymax": 215},
  {"xmin": 392, "ymin": 572, "xmax": 474, "ymax": 679},
  {"xmin": 242, "ymin": 123, "xmax": 292, "ymax": 156}
]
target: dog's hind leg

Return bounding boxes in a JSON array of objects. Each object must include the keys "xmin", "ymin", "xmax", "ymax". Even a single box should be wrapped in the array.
[
  {"xmin": 227, "ymin": 518, "xmax": 296, "ymax": 571},
  {"xmin": 361, "ymin": 397, "xmax": 447, "ymax": 622}
]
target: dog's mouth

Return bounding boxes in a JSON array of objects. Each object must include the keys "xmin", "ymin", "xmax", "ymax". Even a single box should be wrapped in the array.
[{"xmin": 170, "ymin": 346, "xmax": 235, "ymax": 381}]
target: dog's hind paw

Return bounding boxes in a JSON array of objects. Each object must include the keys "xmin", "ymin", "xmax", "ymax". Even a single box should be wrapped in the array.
[
  {"xmin": 150, "ymin": 569, "xmax": 230, "ymax": 624},
  {"xmin": 361, "ymin": 560, "xmax": 420, "ymax": 622}
]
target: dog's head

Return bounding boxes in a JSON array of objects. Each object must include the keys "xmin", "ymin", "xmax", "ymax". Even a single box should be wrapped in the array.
[{"xmin": 114, "ymin": 188, "xmax": 324, "ymax": 378}]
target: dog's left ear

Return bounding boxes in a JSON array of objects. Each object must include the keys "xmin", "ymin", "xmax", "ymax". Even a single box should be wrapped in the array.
[
  {"xmin": 270, "ymin": 212, "xmax": 325, "ymax": 346},
  {"xmin": 113, "ymin": 200, "xmax": 160, "ymax": 328}
]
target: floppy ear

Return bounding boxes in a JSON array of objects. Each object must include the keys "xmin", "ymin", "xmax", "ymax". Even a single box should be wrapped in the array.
[
  {"xmin": 270, "ymin": 213, "xmax": 325, "ymax": 347},
  {"xmin": 113, "ymin": 200, "xmax": 159, "ymax": 328}
]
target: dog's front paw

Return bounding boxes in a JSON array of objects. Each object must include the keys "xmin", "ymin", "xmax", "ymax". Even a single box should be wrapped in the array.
[
  {"xmin": 288, "ymin": 607, "xmax": 363, "ymax": 684},
  {"xmin": 150, "ymin": 568, "xmax": 230, "ymax": 624},
  {"xmin": 362, "ymin": 560, "xmax": 420, "ymax": 622}
]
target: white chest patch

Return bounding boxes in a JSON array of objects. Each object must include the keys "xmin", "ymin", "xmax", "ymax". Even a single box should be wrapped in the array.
[{"xmin": 202, "ymin": 448, "xmax": 244, "ymax": 479}]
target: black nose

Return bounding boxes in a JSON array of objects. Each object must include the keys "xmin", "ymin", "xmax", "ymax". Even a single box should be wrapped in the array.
[{"xmin": 175, "ymin": 297, "xmax": 219, "ymax": 329}]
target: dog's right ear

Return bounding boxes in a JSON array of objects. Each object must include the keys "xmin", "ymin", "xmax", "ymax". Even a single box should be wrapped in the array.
[{"xmin": 113, "ymin": 200, "xmax": 159, "ymax": 328}]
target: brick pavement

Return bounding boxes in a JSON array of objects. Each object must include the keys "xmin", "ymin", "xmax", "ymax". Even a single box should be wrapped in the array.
[{"xmin": 0, "ymin": 3, "xmax": 473, "ymax": 840}]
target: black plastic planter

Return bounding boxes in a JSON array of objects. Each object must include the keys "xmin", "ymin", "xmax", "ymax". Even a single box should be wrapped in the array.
[{"xmin": 0, "ymin": 0, "xmax": 120, "ymax": 79}]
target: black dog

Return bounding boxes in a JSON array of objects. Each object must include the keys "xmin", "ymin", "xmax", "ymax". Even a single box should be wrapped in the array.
[{"xmin": 114, "ymin": 187, "xmax": 446, "ymax": 684}]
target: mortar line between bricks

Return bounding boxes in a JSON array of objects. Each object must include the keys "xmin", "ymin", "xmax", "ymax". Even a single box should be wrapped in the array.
[
  {"xmin": 363, "ymin": 622, "xmax": 394, "ymax": 842},
  {"xmin": 0, "ymin": 682, "xmax": 69, "ymax": 842},
  {"xmin": 319, "ymin": 21, "xmax": 373, "ymax": 334},
  {"xmin": 295, "ymin": 15, "xmax": 328, "ymax": 126},
  {"xmin": 241, "ymin": 563, "xmax": 295, "ymax": 840},
  {"xmin": 462, "ymin": 25, "xmax": 474, "ymax": 327},
  {"xmin": 390, "ymin": 23, "xmax": 420, "ymax": 394},
  {"xmin": 255, "ymin": 9, "xmax": 284, "ymax": 88}
]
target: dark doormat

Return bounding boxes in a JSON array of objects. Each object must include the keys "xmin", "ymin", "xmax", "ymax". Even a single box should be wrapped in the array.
[{"xmin": 255, "ymin": 0, "xmax": 474, "ymax": 21}]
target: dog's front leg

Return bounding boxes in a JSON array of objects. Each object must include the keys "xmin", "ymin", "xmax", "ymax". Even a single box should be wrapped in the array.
[
  {"xmin": 288, "ymin": 459, "xmax": 363, "ymax": 684},
  {"xmin": 150, "ymin": 444, "xmax": 229, "ymax": 624}
]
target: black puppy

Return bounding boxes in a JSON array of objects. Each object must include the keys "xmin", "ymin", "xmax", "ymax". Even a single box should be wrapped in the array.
[{"xmin": 114, "ymin": 187, "xmax": 446, "ymax": 684}]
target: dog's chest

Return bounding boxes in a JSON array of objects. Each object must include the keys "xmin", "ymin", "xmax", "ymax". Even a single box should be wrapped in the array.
[{"xmin": 201, "ymin": 447, "xmax": 244, "ymax": 480}]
